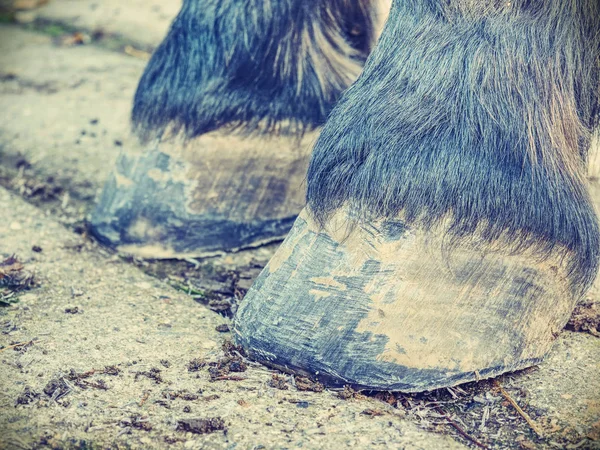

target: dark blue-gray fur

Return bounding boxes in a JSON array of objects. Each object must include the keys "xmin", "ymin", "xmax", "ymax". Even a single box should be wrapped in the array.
[
  {"xmin": 307, "ymin": 0, "xmax": 600, "ymax": 295},
  {"xmin": 132, "ymin": 0, "xmax": 374, "ymax": 140}
]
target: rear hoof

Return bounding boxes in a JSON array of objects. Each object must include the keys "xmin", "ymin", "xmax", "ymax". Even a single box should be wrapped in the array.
[
  {"xmin": 234, "ymin": 208, "xmax": 577, "ymax": 392},
  {"xmin": 90, "ymin": 132, "xmax": 315, "ymax": 258}
]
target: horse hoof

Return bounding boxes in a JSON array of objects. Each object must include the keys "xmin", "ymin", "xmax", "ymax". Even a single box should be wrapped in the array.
[
  {"xmin": 90, "ymin": 132, "xmax": 316, "ymax": 258},
  {"xmin": 234, "ymin": 208, "xmax": 577, "ymax": 392}
]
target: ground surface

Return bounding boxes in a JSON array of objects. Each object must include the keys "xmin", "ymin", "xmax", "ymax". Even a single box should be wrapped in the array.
[{"xmin": 0, "ymin": 1, "xmax": 599, "ymax": 449}]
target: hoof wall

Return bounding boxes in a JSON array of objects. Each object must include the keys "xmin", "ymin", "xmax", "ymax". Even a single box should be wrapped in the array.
[
  {"xmin": 234, "ymin": 209, "xmax": 576, "ymax": 392},
  {"xmin": 90, "ymin": 133, "xmax": 315, "ymax": 258}
]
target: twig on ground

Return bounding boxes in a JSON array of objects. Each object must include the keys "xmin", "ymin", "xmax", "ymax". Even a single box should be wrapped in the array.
[
  {"xmin": 446, "ymin": 387, "xmax": 459, "ymax": 399},
  {"xmin": 494, "ymin": 380, "xmax": 544, "ymax": 438},
  {"xmin": 434, "ymin": 406, "xmax": 489, "ymax": 449},
  {"xmin": 0, "ymin": 339, "xmax": 40, "ymax": 353},
  {"xmin": 124, "ymin": 45, "xmax": 151, "ymax": 61},
  {"xmin": 139, "ymin": 391, "xmax": 151, "ymax": 407},
  {"xmin": 211, "ymin": 375, "xmax": 247, "ymax": 382}
]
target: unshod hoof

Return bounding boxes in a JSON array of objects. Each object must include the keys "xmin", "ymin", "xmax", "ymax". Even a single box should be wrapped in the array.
[
  {"xmin": 90, "ymin": 131, "xmax": 316, "ymax": 258},
  {"xmin": 234, "ymin": 208, "xmax": 576, "ymax": 392}
]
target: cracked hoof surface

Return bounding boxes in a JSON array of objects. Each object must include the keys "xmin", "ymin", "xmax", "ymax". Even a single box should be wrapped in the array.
[
  {"xmin": 234, "ymin": 209, "xmax": 576, "ymax": 392},
  {"xmin": 90, "ymin": 132, "xmax": 315, "ymax": 258}
]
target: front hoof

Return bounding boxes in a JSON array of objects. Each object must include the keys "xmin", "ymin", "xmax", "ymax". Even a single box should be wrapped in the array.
[
  {"xmin": 234, "ymin": 209, "xmax": 576, "ymax": 392},
  {"xmin": 90, "ymin": 132, "xmax": 315, "ymax": 258}
]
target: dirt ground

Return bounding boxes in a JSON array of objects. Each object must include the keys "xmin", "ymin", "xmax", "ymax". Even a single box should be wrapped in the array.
[{"xmin": 0, "ymin": 2, "xmax": 599, "ymax": 449}]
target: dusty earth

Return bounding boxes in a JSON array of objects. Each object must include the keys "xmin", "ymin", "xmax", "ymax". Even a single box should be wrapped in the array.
[{"xmin": 0, "ymin": 1, "xmax": 599, "ymax": 449}]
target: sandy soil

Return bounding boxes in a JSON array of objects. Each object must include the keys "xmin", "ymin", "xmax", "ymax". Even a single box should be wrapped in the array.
[{"xmin": 0, "ymin": 2, "xmax": 599, "ymax": 449}]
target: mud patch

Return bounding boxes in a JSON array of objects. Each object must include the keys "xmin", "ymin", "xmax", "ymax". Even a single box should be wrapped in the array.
[
  {"xmin": 134, "ymin": 367, "xmax": 163, "ymax": 384},
  {"xmin": 208, "ymin": 341, "xmax": 248, "ymax": 381},
  {"xmin": 294, "ymin": 376, "xmax": 325, "ymax": 393},
  {"xmin": 268, "ymin": 374, "xmax": 289, "ymax": 390},
  {"xmin": 67, "ymin": 365, "xmax": 121, "ymax": 379},
  {"xmin": 6, "ymin": 162, "xmax": 64, "ymax": 202},
  {"xmin": 15, "ymin": 386, "xmax": 40, "ymax": 406},
  {"xmin": 120, "ymin": 415, "xmax": 153, "ymax": 432},
  {"xmin": 162, "ymin": 389, "xmax": 199, "ymax": 401},
  {"xmin": 176, "ymin": 417, "xmax": 226, "ymax": 435},
  {"xmin": 566, "ymin": 301, "xmax": 600, "ymax": 337},
  {"xmin": 43, "ymin": 378, "xmax": 71, "ymax": 400},
  {"xmin": 65, "ymin": 367, "xmax": 119, "ymax": 391},
  {"xmin": 337, "ymin": 385, "xmax": 366, "ymax": 400},
  {"xmin": 0, "ymin": 255, "xmax": 36, "ymax": 306},
  {"xmin": 186, "ymin": 358, "xmax": 206, "ymax": 373}
]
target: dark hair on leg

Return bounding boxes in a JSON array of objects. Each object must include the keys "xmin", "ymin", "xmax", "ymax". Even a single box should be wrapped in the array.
[
  {"xmin": 132, "ymin": 0, "xmax": 377, "ymax": 141},
  {"xmin": 307, "ymin": 0, "xmax": 600, "ymax": 295}
]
